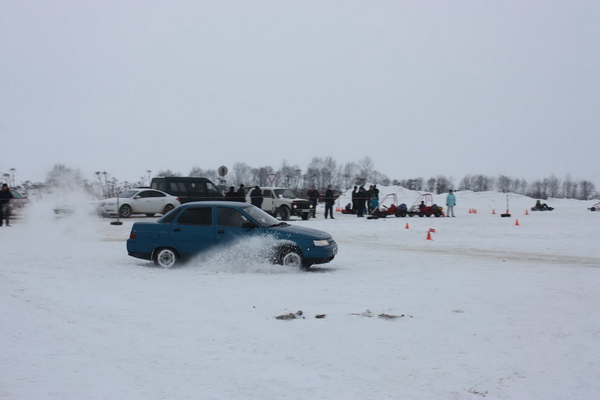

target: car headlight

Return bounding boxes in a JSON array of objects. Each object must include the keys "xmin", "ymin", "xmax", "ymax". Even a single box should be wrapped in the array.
[
  {"xmin": 293, "ymin": 204, "xmax": 297, "ymax": 209},
  {"xmin": 313, "ymin": 240, "xmax": 329, "ymax": 247}
]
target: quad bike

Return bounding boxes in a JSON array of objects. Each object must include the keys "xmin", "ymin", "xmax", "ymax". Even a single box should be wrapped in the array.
[
  {"xmin": 368, "ymin": 193, "xmax": 400, "ymax": 219},
  {"xmin": 588, "ymin": 201, "xmax": 600, "ymax": 211},
  {"xmin": 405, "ymin": 194, "xmax": 444, "ymax": 217},
  {"xmin": 531, "ymin": 202, "xmax": 554, "ymax": 211}
]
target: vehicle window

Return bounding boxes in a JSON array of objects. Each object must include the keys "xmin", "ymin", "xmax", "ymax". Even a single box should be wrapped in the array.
[
  {"xmin": 11, "ymin": 191, "xmax": 24, "ymax": 199},
  {"xmin": 206, "ymin": 182, "xmax": 221, "ymax": 195},
  {"xmin": 137, "ymin": 191, "xmax": 151, "ymax": 198},
  {"xmin": 263, "ymin": 190, "xmax": 272, "ymax": 197},
  {"xmin": 170, "ymin": 182, "xmax": 186, "ymax": 193},
  {"xmin": 177, "ymin": 208, "xmax": 212, "ymax": 225},
  {"xmin": 121, "ymin": 190, "xmax": 137, "ymax": 198},
  {"xmin": 274, "ymin": 189, "xmax": 295, "ymax": 199},
  {"xmin": 244, "ymin": 206, "xmax": 280, "ymax": 227},
  {"xmin": 187, "ymin": 182, "xmax": 207, "ymax": 194},
  {"xmin": 149, "ymin": 191, "xmax": 165, "ymax": 197},
  {"xmin": 217, "ymin": 207, "xmax": 249, "ymax": 228}
]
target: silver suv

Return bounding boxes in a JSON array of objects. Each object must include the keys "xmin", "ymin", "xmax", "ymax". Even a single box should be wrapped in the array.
[{"xmin": 247, "ymin": 187, "xmax": 313, "ymax": 220}]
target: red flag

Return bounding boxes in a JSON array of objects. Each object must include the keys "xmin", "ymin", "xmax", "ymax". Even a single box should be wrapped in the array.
[{"xmin": 428, "ymin": 228, "xmax": 436, "ymax": 233}]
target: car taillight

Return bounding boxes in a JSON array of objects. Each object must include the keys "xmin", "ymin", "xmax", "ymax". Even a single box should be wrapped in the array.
[
  {"xmin": 175, "ymin": 198, "xmax": 180, "ymax": 203},
  {"xmin": 129, "ymin": 230, "xmax": 136, "ymax": 239}
]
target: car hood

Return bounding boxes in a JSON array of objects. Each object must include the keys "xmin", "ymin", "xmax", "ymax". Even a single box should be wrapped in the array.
[{"xmin": 267, "ymin": 224, "xmax": 332, "ymax": 240}]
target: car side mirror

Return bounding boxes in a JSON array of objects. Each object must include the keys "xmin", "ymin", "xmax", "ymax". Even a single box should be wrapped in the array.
[
  {"xmin": 134, "ymin": 196, "xmax": 141, "ymax": 199},
  {"xmin": 242, "ymin": 221, "xmax": 258, "ymax": 229}
]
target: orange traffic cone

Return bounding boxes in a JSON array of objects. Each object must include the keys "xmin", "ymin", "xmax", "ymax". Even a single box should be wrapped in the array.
[
  {"xmin": 405, "ymin": 223, "xmax": 410, "ymax": 229},
  {"xmin": 525, "ymin": 209, "xmax": 529, "ymax": 215},
  {"xmin": 515, "ymin": 219, "xmax": 520, "ymax": 226},
  {"xmin": 426, "ymin": 231, "xmax": 433, "ymax": 240},
  {"xmin": 492, "ymin": 209, "xmax": 496, "ymax": 214},
  {"xmin": 468, "ymin": 209, "xmax": 472, "ymax": 213}
]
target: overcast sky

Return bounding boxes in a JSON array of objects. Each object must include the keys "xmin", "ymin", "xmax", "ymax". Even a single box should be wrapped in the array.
[{"xmin": 1, "ymin": 0, "xmax": 598, "ymax": 187}]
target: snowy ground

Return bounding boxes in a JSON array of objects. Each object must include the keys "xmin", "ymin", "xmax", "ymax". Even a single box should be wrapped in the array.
[{"xmin": 1, "ymin": 189, "xmax": 599, "ymax": 400}]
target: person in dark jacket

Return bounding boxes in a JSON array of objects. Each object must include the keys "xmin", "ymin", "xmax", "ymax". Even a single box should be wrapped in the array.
[
  {"xmin": 324, "ymin": 185, "xmax": 335, "ymax": 219},
  {"xmin": 225, "ymin": 186, "xmax": 237, "ymax": 201},
  {"xmin": 236, "ymin": 184, "xmax": 246, "ymax": 202},
  {"xmin": 0, "ymin": 184, "xmax": 14, "ymax": 226},
  {"xmin": 351, "ymin": 186, "xmax": 358, "ymax": 214},
  {"xmin": 307, "ymin": 186, "xmax": 320, "ymax": 218},
  {"xmin": 250, "ymin": 186, "xmax": 263, "ymax": 208},
  {"xmin": 355, "ymin": 186, "xmax": 367, "ymax": 217}
]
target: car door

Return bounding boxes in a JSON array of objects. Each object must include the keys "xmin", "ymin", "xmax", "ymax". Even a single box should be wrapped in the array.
[
  {"xmin": 262, "ymin": 189, "xmax": 275, "ymax": 213},
  {"xmin": 214, "ymin": 206, "xmax": 257, "ymax": 247},
  {"xmin": 147, "ymin": 190, "xmax": 167, "ymax": 214},
  {"xmin": 133, "ymin": 190, "xmax": 155, "ymax": 213},
  {"xmin": 168, "ymin": 206, "xmax": 215, "ymax": 256}
]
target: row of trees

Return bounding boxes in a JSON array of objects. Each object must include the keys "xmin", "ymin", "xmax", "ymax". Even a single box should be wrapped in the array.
[{"xmin": 6, "ymin": 160, "xmax": 598, "ymax": 201}]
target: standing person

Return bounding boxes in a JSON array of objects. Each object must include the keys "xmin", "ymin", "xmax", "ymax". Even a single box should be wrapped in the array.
[
  {"xmin": 446, "ymin": 189, "xmax": 456, "ymax": 217},
  {"xmin": 351, "ymin": 186, "xmax": 358, "ymax": 214},
  {"xmin": 356, "ymin": 186, "xmax": 367, "ymax": 217},
  {"xmin": 225, "ymin": 186, "xmax": 237, "ymax": 201},
  {"xmin": 236, "ymin": 184, "xmax": 246, "ymax": 202},
  {"xmin": 366, "ymin": 185, "xmax": 374, "ymax": 214},
  {"xmin": 324, "ymin": 185, "xmax": 335, "ymax": 219},
  {"xmin": 250, "ymin": 186, "xmax": 263, "ymax": 208},
  {"xmin": 0, "ymin": 184, "xmax": 14, "ymax": 227},
  {"xmin": 371, "ymin": 193, "xmax": 379, "ymax": 212},
  {"xmin": 307, "ymin": 186, "xmax": 320, "ymax": 218}
]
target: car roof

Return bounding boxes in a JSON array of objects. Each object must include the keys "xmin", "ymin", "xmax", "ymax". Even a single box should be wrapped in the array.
[{"xmin": 181, "ymin": 201, "xmax": 252, "ymax": 207}]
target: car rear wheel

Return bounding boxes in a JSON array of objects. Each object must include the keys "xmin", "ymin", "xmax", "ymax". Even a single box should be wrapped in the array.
[
  {"xmin": 119, "ymin": 204, "xmax": 132, "ymax": 218},
  {"xmin": 154, "ymin": 248, "xmax": 178, "ymax": 268},
  {"xmin": 163, "ymin": 204, "xmax": 175, "ymax": 215}
]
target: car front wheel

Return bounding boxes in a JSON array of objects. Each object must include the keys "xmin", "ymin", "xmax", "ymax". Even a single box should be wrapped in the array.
[
  {"xmin": 279, "ymin": 248, "xmax": 305, "ymax": 269},
  {"xmin": 119, "ymin": 204, "xmax": 132, "ymax": 218},
  {"xmin": 278, "ymin": 206, "xmax": 290, "ymax": 221},
  {"xmin": 154, "ymin": 248, "xmax": 178, "ymax": 268}
]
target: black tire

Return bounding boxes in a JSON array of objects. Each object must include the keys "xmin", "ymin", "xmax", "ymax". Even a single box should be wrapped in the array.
[
  {"xmin": 274, "ymin": 246, "xmax": 306, "ymax": 269},
  {"xmin": 434, "ymin": 212, "xmax": 442, "ymax": 217},
  {"xmin": 154, "ymin": 248, "xmax": 178, "ymax": 268},
  {"xmin": 119, "ymin": 204, "xmax": 132, "ymax": 218},
  {"xmin": 418, "ymin": 212, "xmax": 424, "ymax": 217},
  {"xmin": 163, "ymin": 204, "xmax": 175, "ymax": 215},
  {"xmin": 278, "ymin": 206, "xmax": 290, "ymax": 221},
  {"xmin": 145, "ymin": 213, "xmax": 155, "ymax": 217},
  {"xmin": 395, "ymin": 210, "xmax": 407, "ymax": 217}
]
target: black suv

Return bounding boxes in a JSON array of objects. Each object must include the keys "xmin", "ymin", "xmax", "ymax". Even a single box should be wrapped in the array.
[{"xmin": 150, "ymin": 177, "xmax": 224, "ymax": 204}]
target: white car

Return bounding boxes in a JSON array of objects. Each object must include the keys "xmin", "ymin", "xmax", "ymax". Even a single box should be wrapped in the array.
[{"xmin": 98, "ymin": 189, "xmax": 180, "ymax": 218}]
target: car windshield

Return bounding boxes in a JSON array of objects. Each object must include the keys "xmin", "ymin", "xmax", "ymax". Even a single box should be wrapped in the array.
[
  {"xmin": 273, "ymin": 189, "xmax": 296, "ymax": 199},
  {"xmin": 120, "ymin": 190, "xmax": 139, "ymax": 198},
  {"xmin": 10, "ymin": 190, "xmax": 24, "ymax": 199},
  {"xmin": 244, "ymin": 205, "xmax": 282, "ymax": 227}
]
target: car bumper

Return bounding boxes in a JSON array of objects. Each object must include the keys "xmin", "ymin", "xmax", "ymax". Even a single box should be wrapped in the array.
[{"xmin": 303, "ymin": 240, "xmax": 338, "ymax": 264}]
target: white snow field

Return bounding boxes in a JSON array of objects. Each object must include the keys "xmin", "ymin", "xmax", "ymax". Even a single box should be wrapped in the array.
[{"xmin": 1, "ymin": 188, "xmax": 599, "ymax": 400}]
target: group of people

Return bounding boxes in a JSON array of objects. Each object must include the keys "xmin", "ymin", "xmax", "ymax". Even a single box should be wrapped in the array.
[
  {"xmin": 307, "ymin": 185, "xmax": 336, "ymax": 219},
  {"xmin": 349, "ymin": 185, "xmax": 380, "ymax": 218},
  {"xmin": 0, "ymin": 183, "xmax": 14, "ymax": 226},
  {"xmin": 224, "ymin": 184, "xmax": 247, "ymax": 202}
]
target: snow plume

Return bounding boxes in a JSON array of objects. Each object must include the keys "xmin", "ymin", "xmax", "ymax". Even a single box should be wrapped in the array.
[{"xmin": 187, "ymin": 235, "xmax": 301, "ymax": 274}]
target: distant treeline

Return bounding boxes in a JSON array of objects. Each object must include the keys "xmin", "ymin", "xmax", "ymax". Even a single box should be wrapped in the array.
[
  {"xmin": 160, "ymin": 157, "xmax": 598, "ymax": 201},
  {"xmin": 10, "ymin": 160, "xmax": 596, "ymax": 201}
]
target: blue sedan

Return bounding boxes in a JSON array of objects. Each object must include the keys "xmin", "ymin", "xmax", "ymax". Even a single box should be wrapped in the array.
[{"xmin": 127, "ymin": 201, "xmax": 338, "ymax": 269}]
